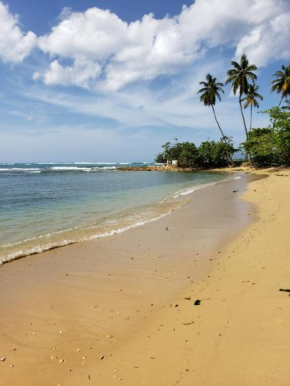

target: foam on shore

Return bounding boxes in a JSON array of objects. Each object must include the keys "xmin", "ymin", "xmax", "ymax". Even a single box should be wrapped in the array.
[{"xmin": 0, "ymin": 173, "xmax": 240, "ymax": 265}]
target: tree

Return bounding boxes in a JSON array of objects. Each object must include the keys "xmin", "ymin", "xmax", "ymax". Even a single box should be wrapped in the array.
[
  {"xmin": 243, "ymin": 107, "xmax": 290, "ymax": 166},
  {"xmin": 161, "ymin": 142, "xmax": 171, "ymax": 164},
  {"xmin": 177, "ymin": 142, "xmax": 199, "ymax": 167},
  {"xmin": 155, "ymin": 153, "xmax": 166, "ymax": 163},
  {"xmin": 242, "ymin": 128, "xmax": 277, "ymax": 166},
  {"xmin": 198, "ymin": 138, "xmax": 236, "ymax": 168},
  {"xmin": 243, "ymin": 84, "xmax": 263, "ymax": 130},
  {"xmin": 198, "ymin": 73, "xmax": 225, "ymax": 138},
  {"xmin": 155, "ymin": 140, "xmax": 236, "ymax": 169},
  {"xmin": 226, "ymin": 54, "xmax": 257, "ymax": 139},
  {"xmin": 271, "ymin": 64, "xmax": 290, "ymax": 106}
]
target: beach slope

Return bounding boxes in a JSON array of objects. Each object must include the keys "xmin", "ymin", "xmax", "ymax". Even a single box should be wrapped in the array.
[
  {"xmin": 95, "ymin": 169, "xmax": 290, "ymax": 386},
  {"xmin": 0, "ymin": 170, "xmax": 290, "ymax": 385}
]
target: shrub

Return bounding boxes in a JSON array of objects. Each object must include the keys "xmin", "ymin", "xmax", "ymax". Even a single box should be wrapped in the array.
[
  {"xmin": 155, "ymin": 138, "xmax": 236, "ymax": 168},
  {"xmin": 198, "ymin": 138, "xmax": 236, "ymax": 168},
  {"xmin": 243, "ymin": 107, "xmax": 290, "ymax": 166},
  {"xmin": 243, "ymin": 128, "xmax": 278, "ymax": 165},
  {"xmin": 155, "ymin": 153, "xmax": 166, "ymax": 163}
]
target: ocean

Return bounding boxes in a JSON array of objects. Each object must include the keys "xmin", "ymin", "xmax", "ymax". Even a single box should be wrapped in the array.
[{"xmin": 0, "ymin": 162, "xmax": 235, "ymax": 265}]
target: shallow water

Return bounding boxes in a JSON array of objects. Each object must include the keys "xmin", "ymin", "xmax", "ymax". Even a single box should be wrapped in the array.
[{"xmin": 0, "ymin": 162, "xmax": 235, "ymax": 264}]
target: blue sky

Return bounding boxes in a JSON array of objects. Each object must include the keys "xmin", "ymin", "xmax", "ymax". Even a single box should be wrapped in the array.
[{"xmin": 0, "ymin": 0, "xmax": 289, "ymax": 162}]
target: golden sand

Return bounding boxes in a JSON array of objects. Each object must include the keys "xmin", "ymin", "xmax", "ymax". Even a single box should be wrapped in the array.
[{"xmin": 0, "ymin": 169, "xmax": 289, "ymax": 385}]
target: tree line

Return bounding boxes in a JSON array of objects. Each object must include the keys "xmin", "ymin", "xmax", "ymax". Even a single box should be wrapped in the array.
[{"xmin": 155, "ymin": 138, "xmax": 236, "ymax": 168}]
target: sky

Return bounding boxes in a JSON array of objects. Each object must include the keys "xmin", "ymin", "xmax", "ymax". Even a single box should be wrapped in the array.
[{"xmin": 0, "ymin": 0, "xmax": 289, "ymax": 163}]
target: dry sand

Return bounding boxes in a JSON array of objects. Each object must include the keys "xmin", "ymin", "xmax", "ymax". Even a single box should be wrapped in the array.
[{"xmin": 0, "ymin": 169, "xmax": 290, "ymax": 385}]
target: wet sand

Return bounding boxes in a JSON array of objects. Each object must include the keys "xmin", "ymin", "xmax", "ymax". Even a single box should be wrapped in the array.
[{"xmin": 1, "ymin": 171, "xmax": 288, "ymax": 385}]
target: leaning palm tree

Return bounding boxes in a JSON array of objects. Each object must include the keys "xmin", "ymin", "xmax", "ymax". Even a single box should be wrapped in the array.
[
  {"xmin": 271, "ymin": 64, "xmax": 290, "ymax": 106},
  {"xmin": 226, "ymin": 54, "xmax": 257, "ymax": 139},
  {"xmin": 198, "ymin": 73, "xmax": 225, "ymax": 138},
  {"xmin": 243, "ymin": 84, "xmax": 263, "ymax": 130}
]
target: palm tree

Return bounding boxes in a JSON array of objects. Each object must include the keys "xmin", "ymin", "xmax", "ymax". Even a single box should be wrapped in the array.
[
  {"xmin": 243, "ymin": 84, "xmax": 263, "ymax": 130},
  {"xmin": 226, "ymin": 54, "xmax": 257, "ymax": 139},
  {"xmin": 198, "ymin": 73, "xmax": 225, "ymax": 138},
  {"xmin": 271, "ymin": 64, "xmax": 290, "ymax": 106}
]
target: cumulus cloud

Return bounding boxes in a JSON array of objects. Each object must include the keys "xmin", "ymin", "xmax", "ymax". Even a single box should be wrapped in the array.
[
  {"xmin": 41, "ymin": 59, "xmax": 101, "ymax": 87},
  {"xmin": 0, "ymin": 1, "xmax": 36, "ymax": 63},
  {"xmin": 236, "ymin": 13, "xmax": 290, "ymax": 66},
  {"xmin": 32, "ymin": 0, "xmax": 290, "ymax": 90}
]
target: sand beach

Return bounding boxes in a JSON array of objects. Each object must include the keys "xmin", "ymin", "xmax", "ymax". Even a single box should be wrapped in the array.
[{"xmin": 0, "ymin": 169, "xmax": 290, "ymax": 386}]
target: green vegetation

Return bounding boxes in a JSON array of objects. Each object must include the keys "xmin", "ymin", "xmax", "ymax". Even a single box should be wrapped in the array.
[
  {"xmin": 243, "ymin": 108, "xmax": 290, "ymax": 166},
  {"xmin": 271, "ymin": 65, "xmax": 290, "ymax": 106},
  {"xmin": 226, "ymin": 54, "xmax": 257, "ymax": 139},
  {"xmin": 198, "ymin": 74, "xmax": 225, "ymax": 138},
  {"xmin": 156, "ymin": 55, "xmax": 290, "ymax": 169},
  {"xmin": 242, "ymin": 84, "xmax": 263, "ymax": 131},
  {"xmin": 155, "ymin": 138, "xmax": 236, "ymax": 169}
]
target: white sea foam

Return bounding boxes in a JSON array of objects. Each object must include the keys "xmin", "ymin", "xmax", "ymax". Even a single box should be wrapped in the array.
[
  {"xmin": 0, "ymin": 211, "xmax": 170, "ymax": 265},
  {"xmin": 0, "ymin": 171, "xmax": 242, "ymax": 266},
  {"xmin": 50, "ymin": 166, "xmax": 116, "ymax": 171},
  {"xmin": 51, "ymin": 166, "xmax": 92, "ymax": 172},
  {"xmin": 172, "ymin": 174, "xmax": 240, "ymax": 199},
  {"xmin": 0, "ymin": 168, "xmax": 41, "ymax": 172},
  {"xmin": 98, "ymin": 166, "xmax": 117, "ymax": 170},
  {"xmin": 74, "ymin": 162, "xmax": 117, "ymax": 165}
]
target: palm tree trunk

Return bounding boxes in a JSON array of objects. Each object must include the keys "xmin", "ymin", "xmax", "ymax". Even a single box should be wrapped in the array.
[
  {"xmin": 250, "ymin": 105, "xmax": 253, "ymax": 131},
  {"xmin": 278, "ymin": 95, "xmax": 284, "ymax": 107},
  {"xmin": 211, "ymin": 105, "xmax": 225, "ymax": 138},
  {"xmin": 239, "ymin": 95, "xmax": 248, "ymax": 139},
  {"xmin": 273, "ymin": 95, "xmax": 284, "ymax": 129}
]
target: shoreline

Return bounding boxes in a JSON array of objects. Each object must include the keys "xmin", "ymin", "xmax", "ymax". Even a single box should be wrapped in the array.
[
  {"xmin": 1, "ymin": 170, "xmax": 289, "ymax": 385},
  {"xmin": 0, "ymin": 171, "xmax": 238, "ymax": 266},
  {"xmin": 103, "ymin": 168, "xmax": 290, "ymax": 386},
  {"xmin": 0, "ymin": 173, "xmax": 257, "ymax": 386}
]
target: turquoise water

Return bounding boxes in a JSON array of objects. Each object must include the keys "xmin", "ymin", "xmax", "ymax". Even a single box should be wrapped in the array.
[{"xmin": 0, "ymin": 163, "xmax": 233, "ymax": 264}]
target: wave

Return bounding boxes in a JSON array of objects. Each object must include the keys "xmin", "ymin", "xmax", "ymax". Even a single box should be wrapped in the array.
[
  {"xmin": 74, "ymin": 162, "xmax": 117, "ymax": 165},
  {"xmin": 172, "ymin": 174, "xmax": 239, "ymax": 199},
  {"xmin": 0, "ymin": 166, "xmax": 118, "ymax": 173},
  {"xmin": 0, "ymin": 170, "xmax": 241, "ymax": 266},
  {"xmin": 37, "ymin": 162, "xmax": 58, "ymax": 165},
  {"xmin": 0, "ymin": 211, "xmax": 172, "ymax": 265},
  {"xmin": 0, "ymin": 173, "xmax": 239, "ymax": 266},
  {"xmin": 51, "ymin": 166, "xmax": 92, "ymax": 172},
  {"xmin": 0, "ymin": 168, "xmax": 41, "ymax": 172},
  {"xmin": 51, "ymin": 166, "xmax": 117, "ymax": 171}
]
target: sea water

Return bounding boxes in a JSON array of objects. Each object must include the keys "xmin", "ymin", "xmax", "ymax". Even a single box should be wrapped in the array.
[{"xmin": 0, "ymin": 163, "xmax": 234, "ymax": 264}]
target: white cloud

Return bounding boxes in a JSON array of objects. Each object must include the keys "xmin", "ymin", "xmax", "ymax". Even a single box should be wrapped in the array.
[
  {"xmin": 26, "ymin": 58, "xmax": 266, "ymax": 136},
  {"xmin": 0, "ymin": 1, "xmax": 36, "ymax": 63},
  {"xmin": 34, "ymin": 0, "xmax": 290, "ymax": 90},
  {"xmin": 41, "ymin": 58, "xmax": 101, "ymax": 88},
  {"xmin": 236, "ymin": 13, "xmax": 290, "ymax": 66}
]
